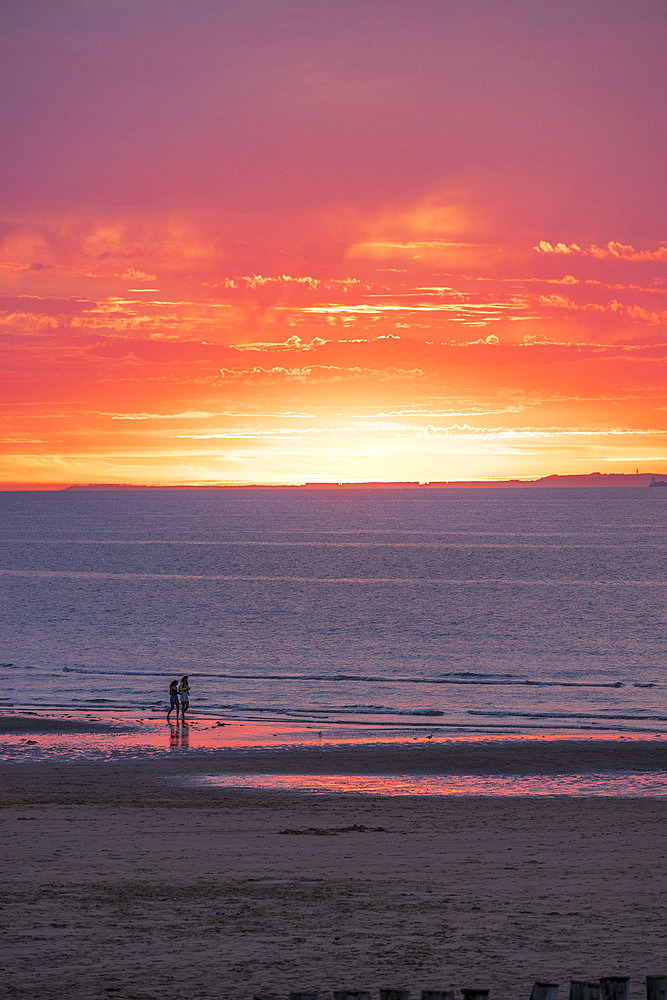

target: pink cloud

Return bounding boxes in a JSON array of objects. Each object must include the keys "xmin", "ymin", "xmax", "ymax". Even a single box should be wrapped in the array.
[
  {"xmin": 535, "ymin": 241, "xmax": 667, "ymax": 262},
  {"xmin": 538, "ymin": 294, "xmax": 667, "ymax": 325}
]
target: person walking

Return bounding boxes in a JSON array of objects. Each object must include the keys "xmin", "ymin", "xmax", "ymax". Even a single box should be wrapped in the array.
[
  {"xmin": 178, "ymin": 675, "xmax": 190, "ymax": 720},
  {"xmin": 167, "ymin": 678, "xmax": 180, "ymax": 723}
]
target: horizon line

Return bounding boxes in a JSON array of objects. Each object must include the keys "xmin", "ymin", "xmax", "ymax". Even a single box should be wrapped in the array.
[{"xmin": 2, "ymin": 471, "xmax": 666, "ymax": 492}]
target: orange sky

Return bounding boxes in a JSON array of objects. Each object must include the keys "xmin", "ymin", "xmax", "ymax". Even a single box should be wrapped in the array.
[{"xmin": 1, "ymin": 1, "xmax": 665, "ymax": 486}]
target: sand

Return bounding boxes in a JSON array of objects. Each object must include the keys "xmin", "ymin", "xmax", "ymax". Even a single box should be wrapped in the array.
[
  {"xmin": 1, "ymin": 722, "xmax": 666, "ymax": 1000},
  {"xmin": 0, "ymin": 714, "xmax": 131, "ymax": 734}
]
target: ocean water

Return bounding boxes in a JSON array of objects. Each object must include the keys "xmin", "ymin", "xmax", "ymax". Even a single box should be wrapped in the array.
[{"xmin": 0, "ymin": 487, "xmax": 665, "ymax": 735}]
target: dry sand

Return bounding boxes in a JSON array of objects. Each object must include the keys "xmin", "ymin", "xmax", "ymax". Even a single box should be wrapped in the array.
[{"xmin": 1, "ymin": 726, "xmax": 666, "ymax": 1000}]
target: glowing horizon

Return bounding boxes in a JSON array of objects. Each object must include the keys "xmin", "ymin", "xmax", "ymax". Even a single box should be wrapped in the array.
[{"xmin": 1, "ymin": 1, "xmax": 665, "ymax": 487}]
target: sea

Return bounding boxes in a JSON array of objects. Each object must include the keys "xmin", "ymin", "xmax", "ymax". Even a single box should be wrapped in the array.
[{"xmin": 0, "ymin": 486, "xmax": 665, "ymax": 738}]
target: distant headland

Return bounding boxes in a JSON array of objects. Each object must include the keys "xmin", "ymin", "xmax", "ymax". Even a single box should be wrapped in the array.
[{"xmin": 63, "ymin": 472, "xmax": 667, "ymax": 490}]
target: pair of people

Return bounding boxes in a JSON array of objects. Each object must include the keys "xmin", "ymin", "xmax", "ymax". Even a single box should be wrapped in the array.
[{"xmin": 167, "ymin": 675, "xmax": 190, "ymax": 723}]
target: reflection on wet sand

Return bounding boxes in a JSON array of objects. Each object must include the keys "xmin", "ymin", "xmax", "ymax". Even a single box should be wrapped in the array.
[
  {"xmin": 196, "ymin": 771, "xmax": 667, "ymax": 797},
  {"xmin": 1, "ymin": 712, "xmax": 667, "ymax": 798},
  {"xmin": 169, "ymin": 721, "xmax": 190, "ymax": 751}
]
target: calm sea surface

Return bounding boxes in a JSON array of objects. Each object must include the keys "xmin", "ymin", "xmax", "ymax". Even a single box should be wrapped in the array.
[{"xmin": 0, "ymin": 487, "xmax": 665, "ymax": 735}]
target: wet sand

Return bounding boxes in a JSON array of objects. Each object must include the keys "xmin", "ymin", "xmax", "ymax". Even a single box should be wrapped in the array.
[
  {"xmin": 1, "ymin": 718, "xmax": 666, "ymax": 1000},
  {"xmin": 2, "ymin": 712, "xmax": 667, "ymax": 773},
  {"xmin": 0, "ymin": 713, "xmax": 131, "ymax": 734}
]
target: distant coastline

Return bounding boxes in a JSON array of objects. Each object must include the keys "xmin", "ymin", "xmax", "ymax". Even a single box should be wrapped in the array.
[
  {"xmin": 3, "ymin": 472, "xmax": 667, "ymax": 492},
  {"xmin": 57, "ymin": 471, "xmax": 667, "ymax": 490}
]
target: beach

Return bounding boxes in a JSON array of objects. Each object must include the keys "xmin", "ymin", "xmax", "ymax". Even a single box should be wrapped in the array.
[{"xmin": 2, "ymin": 717, "xmax": 666, "ymax": 1000}]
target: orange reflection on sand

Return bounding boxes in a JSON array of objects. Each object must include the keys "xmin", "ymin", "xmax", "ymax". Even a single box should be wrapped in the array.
[
  {"xmin": 199, "ymin": 771, "xmax": 667, "ymax": 797},
  {"xmin": 0, "ymin": 716, "xmax": 335, "ymax": 760},
  {"xmin": 2, "ymin": 712, "xmax": 667, "ymax": 782},
  {"xmin": 3, "ymin": 711, "xmax": 667, "ymax": 762}
]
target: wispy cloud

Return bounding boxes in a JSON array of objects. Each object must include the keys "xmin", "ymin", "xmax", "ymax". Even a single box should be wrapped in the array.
[
  {"xmin": 534, "ymin": 241, "xmax": 667, "ymax": 262},
  {"xmin": 232, "ymin": 335, "xmax": 328, "ymax": 352},
  {"xmin": 107, "ymin": 410, "xmax": 220, "ymax": 421},
  {"xmin": 351, "ymin": 239, "xmax": 479, "ymax": 254},
  {"xmin": 538, "ymin": 294, "xmax": 667, "ymax": 324},
  {"xmin": 219, "ymin": 365, "xmax": 424, "ymax": 382},
  {"xmin": 176, "ymin": 427, "xmax": 325, "ymax": 440},
  {"xmin": 120, "ymin": 268, "xmax": 157, "ymax": 283},
  {"xmin": 103, "ymin": 409, "xmax": 316, "ymax": 422},
  {"xmin": 417, "ymin": 425, "xmax": 665, "ymax": 439},
  {"xmin": 177, "ymin": 421, "xmax": 667, "ymax": 444},
  {"xmin": 208, "ymin": 274, "xmax": 363, "ymax": 292},
  {"xmin": 294, "ymin": 301, "xmax": 527, "ymax": 324}
]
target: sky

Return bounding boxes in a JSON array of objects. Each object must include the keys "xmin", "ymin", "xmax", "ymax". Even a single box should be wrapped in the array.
[{"xmin": 1, "ymin": 0, "xmax": 666, "ymax": 486}]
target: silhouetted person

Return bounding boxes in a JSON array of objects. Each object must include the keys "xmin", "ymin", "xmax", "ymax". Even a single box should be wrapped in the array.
[
  {"xmin": 179, "ymin": 675, "xmax": 190, "ymax": 720},
  {"xmin": 167, "ymin": 678, "xmax": 180, "ymax": 723}
]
